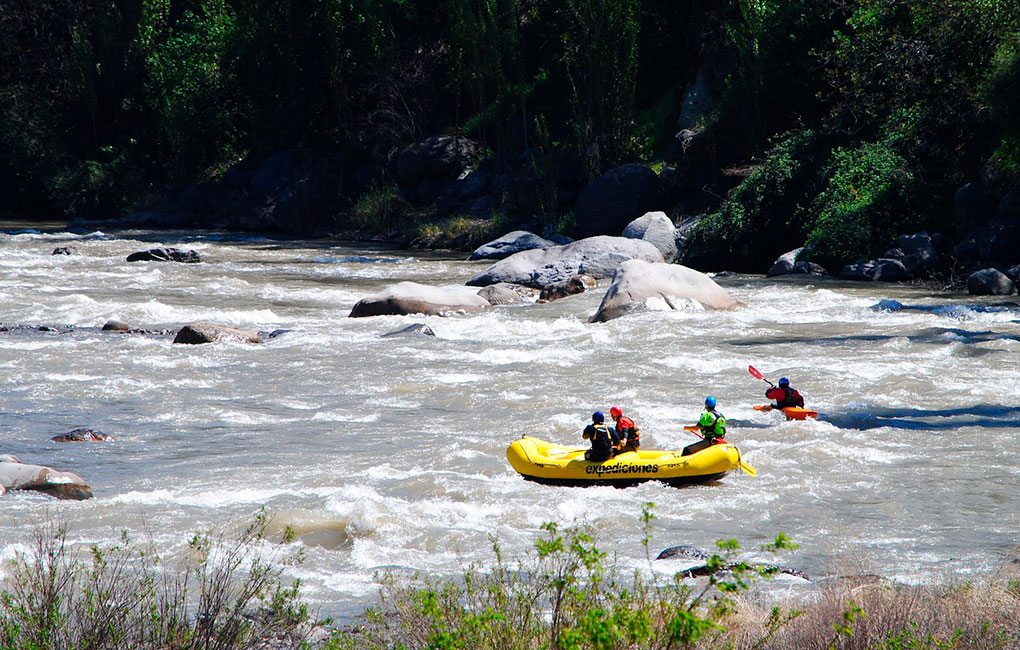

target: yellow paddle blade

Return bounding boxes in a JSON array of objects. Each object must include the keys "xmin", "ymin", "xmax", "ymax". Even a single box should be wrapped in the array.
[{"xmin": 738, "ymin": 460, "xmax": 757, "ymax": 477}]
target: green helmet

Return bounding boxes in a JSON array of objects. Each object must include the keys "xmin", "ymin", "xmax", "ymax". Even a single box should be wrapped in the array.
[{"xmin": 698, "ymin": 412, "xmax": 715, "ymax": 427}]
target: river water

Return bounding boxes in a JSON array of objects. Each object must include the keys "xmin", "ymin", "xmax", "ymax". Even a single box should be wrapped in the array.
[{"xmin": 1, "ymin": 225, "xmax": 1018, "ymax": 619}]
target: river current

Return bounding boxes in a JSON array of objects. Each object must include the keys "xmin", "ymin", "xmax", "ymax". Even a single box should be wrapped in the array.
[{"xmin": 1, "ymin": 225, "xmax": 1018, "ymax": 619}]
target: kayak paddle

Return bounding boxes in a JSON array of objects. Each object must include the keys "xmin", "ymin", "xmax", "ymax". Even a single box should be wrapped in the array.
[{"xmin": 748, "ymin": 365, "xmax": 775, "ymax": 388}]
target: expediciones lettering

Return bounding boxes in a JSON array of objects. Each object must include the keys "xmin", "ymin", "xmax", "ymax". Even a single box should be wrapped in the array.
[{"xmin": 586, "ymin": 463, "xmax": 659, "ymax": 476}]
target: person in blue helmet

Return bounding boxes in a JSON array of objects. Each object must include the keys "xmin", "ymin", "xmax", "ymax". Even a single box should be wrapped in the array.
[
  {"xmin": 682, "ymin": 396, "xmax": 726, "ymax": 456},
  {"xmin": 582, "ymin": 411, "xmax": 620, "ymax": 462},
  {"xmin": 766, "ymin": 377, "xmax": 804, "ymax": 409}
]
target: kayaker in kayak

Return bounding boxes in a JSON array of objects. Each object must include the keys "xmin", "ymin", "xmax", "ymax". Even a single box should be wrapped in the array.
[
  {"xmin": 682, "ymin": 396, "xmax": 726, "ymax": 456},
  {"xmin": 582, "ymin": 411, "xmax": 620, "ymax": 462},
  {"xmin": 609, "ymin": 406, "xmax": 640, "ymax": 454},
  {"xmin": 766, "ymin": 377, "xmax": 805, "ymax": 409}
]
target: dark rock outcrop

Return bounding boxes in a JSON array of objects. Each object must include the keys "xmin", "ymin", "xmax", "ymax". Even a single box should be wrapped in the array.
[
  {"xmin": 537, "ymin": 275, "xmax": 596, "ymax": 303},
  {"xmin": 953, "ymin": 182, "xmax": 993, "ymax": 238},
  {"xmin": 966, "ymin": 268, "xmax": 1015, "ymax": 295},
  {"xmin": 466, "ymin": 236, "xmax": 664, "ymax": 288},
  {"xmin": 468, "ymin": 231, "xmax": 556, "ymax": 261},
  {"xmin": 575, "ymin": 164, "xmax": 660, "ymax": 237},
  {"xmin": 0, "ymin": 454, "xmax": 92, "ymax": 500},
  {"xmin": 350, "ymin": 282, "xmax": 492, "ymax": 317},
  {"xmin": 51, "ymin": 427, "xmax": 116, "ymax": 442},
  {"xmin": 173, "ymin": 323, "xmax": 263, "ymax": 344},
  {"xmin": 396, "ymin": 135, "xmax": 482, "ymax": 190},
  {"xmin": 126, "ymin": 248, "xmax": 201, "ymax": 263},
  {"xmin": 590, "ymin": 259, "xmax": 743, "ymax": 322},
  {"xmin": 839, "ymin": 258, "xmax": 908, "ymax": 282}
]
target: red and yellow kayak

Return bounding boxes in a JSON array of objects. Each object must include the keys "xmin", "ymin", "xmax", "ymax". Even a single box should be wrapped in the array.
[{"xmin": 754, "ymin": 404, "xmax": 818, "ymax": 420}]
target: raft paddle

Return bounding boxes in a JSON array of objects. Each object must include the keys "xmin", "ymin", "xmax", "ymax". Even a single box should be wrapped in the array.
[
  {"xmin": 682, "ymin": 426, "xmax": 757, "ymax": 477},
  {"xmin": 748, "ymin": 365, "xmax": 775, "ymax": 388}
]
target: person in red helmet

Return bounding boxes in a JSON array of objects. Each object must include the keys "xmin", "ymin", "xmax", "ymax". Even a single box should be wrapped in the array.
[{"xmin": 609, "ymin": 406, "xmax": 641, "ymax": 455}]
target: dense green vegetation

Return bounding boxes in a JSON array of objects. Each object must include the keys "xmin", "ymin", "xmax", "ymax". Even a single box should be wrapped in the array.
[{"xmin": 1, "ymin": 0, "xmax": 1018, "ymax": 269}]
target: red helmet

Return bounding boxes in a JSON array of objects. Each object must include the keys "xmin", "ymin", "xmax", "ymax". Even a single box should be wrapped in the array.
[{"xmin": 609, "ymin": 406, "xmax": 622, "ymax": 419}]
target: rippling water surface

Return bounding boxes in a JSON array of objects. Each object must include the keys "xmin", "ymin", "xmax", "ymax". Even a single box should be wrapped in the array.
[{"xmin": 2, "ymin": 225, "xmax": 1019, "ymax": 619}]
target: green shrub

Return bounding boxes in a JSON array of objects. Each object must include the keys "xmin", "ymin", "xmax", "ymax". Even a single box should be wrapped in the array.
[
  {"xmin": 350, "ymin": 186, "xmax": 413, "ymax": 235},
  {"xmin": 683, "ymin": 129, "xmax": 833, "ymax": 272}
]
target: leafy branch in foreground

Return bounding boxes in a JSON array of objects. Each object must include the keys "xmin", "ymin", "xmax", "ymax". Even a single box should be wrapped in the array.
[{"xmin": 0, "ymin": 510, "xmax": 317, "ymax": 650}]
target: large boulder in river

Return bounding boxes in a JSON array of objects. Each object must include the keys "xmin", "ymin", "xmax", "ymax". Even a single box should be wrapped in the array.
[
  {"xmin": 350, "ymin": 282, "xmax": 492, "ymax": 317},
  {"xmin": 0, "ymin": 454, "xmax": 92, "ymax": 500},
  {"xmin": 126, "ymin": 247, "xmax": 201, "ymax": 263},
  {"xmin": 537, "ymin": 275, "xmax": 597, "ymax": 303},
  {"xmin": 590, "ymin": 259, "xmax": 743, "ymax": 322},
  {"xmin": 468, "ymin": 231, "xmax": 557, "ymax": 260},
  {"xmin": 465, "ymin": 236, "xmax": 664, "ymax": 289},
  {"xmin": 966, "ymin": 268, "xmax": 1015, "ymax": 295},
  {"xmin": 575, "ymin": 164, "xmax": 660, "ymax": 237},
  {"xmin": 621, "ymin": 212, "xmax": 678, "ymax": 262},
  {"xmin": 173, "ymin": 322, "xmax": 263, "ymax": 344}
]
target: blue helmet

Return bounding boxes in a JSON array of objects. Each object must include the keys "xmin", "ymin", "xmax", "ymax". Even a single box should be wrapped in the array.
[
  {"xmin": 592, "ymin": 411, "xmax": 604, "ymax": 423},
  {"xmin": 705, "ymin": 396, "xmax": 717, "ymax": 409},
  {"xmin": 779, "ymin": 377, "xmax": 790, "ymax": 386}
]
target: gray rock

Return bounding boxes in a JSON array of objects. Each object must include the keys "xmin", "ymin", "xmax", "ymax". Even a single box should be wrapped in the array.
[
  {"xmin": 966, "ymin": 268, "xmax": 1015, "ymax": 295},
  {"xmin": 767, "ymin": 248, "xmax": 804, "ymax": 277},
  {"xmin": 883, "ymin": 232, "xmax": 940, "ymax": 279},
  {"xmin": 621, "ymin": 211, "xmax": 678, "ymax": 262},
  {"xmin": 102, "ymin": 320, "xmax": 132, "ymax": 331},
  {"xmin": 381, "ymin": 323, "xmax": 436, "ymax": 338},
  {"xmin": 350, "ymin": 282, "xmax": 492, "ymax": 317},
  {"xmin": 173, "ymin": 322, "xmax": 263, "ymax": 344},
  {"xmin": 468, "ymin": 231, "xmax": 556, "ymax": 260},
  {"xmin": 575, "ymin": 164, "xmax": 660, "ymax": 237},
  {"xmin": 839, "ymin": 258, "xmax": 908, "ymax": 282},
  {"xmin": 466, "ymin": 236, "xmax": 664, "ymax": 289},
  {"xmin": 0, "ymin": 455, "xmax": 92, "ymax": 500},
  {"xmin": 537, "ymin": 275, "xmax": 596, "ymax": 303},
  {"xmin": 476, "ymin": 283, "xmax": 540, "ymax": 305},
  {"xmin": 126, "ymin": 248, "xmax": 201, "ymax": 263},
  {"xmin": 589, "ymin": 259, "xmax": 743, "ymax": 322},
  {"xmin": 51, "ymin": 427, "xmax": 116, "ymax": 442}
]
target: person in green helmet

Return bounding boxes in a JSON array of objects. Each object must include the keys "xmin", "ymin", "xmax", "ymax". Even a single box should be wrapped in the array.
[{"xmin": 682, "ymin": 396, "xmax": 726, "ymax": 456}]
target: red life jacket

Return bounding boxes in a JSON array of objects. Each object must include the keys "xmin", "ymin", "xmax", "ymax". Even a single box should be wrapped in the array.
[
  {"xmin": 766, "ymin": 386, "xmax": 804, "ymax": 408},
  {"xmin": 616, "ymin": 416, "xmax": 639, "ymax": 445}
]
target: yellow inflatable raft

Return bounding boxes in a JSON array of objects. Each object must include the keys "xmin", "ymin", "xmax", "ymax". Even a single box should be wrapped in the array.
[{"xmin": 506, "ymin": 436, "xmax": 755, "ymax": 488}]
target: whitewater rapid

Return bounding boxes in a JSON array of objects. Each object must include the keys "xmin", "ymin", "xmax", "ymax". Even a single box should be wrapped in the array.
[{"xmin": 1, "ymin": 225, "xmax": 1018, "ymax": 618}]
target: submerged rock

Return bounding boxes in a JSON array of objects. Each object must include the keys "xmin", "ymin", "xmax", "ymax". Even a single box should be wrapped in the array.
[
  {"xmin": 466, "ymin": 236, "xmax": 663, "ymax": 288},
  {"xmin": 173, "ymin": 322, "xmax": 263, "ymax": 344},
  {"xmin": 126, "ymin": 247, "xmax": 201, "ymax": 263},
  {"xmin": 350, "ymin": 282, "xmax": 492, "ymax": 317},
  {"xmin": 52, "ymin": 246, "xmax": 81, "ymax": 255},
  {"xmin": 381, "ymin": 323, "xmax": 436, "ymax": 338},
  {"xmin": 590, "ymin": 259, "xmax": 742, "ymax": 322},
  {"xmin": 0, "ymin": 454, "xmax": 92, "ymax": 500},
  {"xmin": 51, "ymin": 427, "xmax": 116, "ymax": 443}
]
